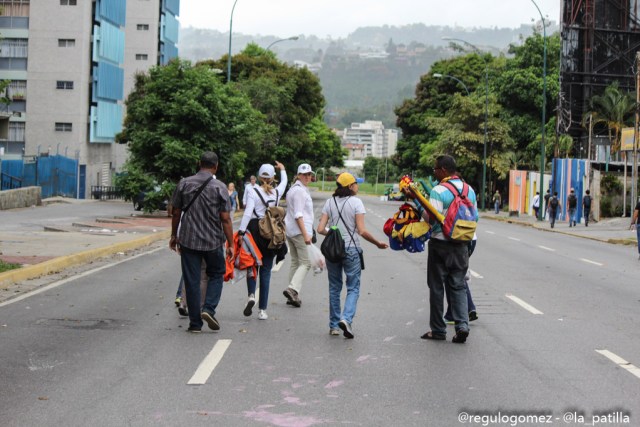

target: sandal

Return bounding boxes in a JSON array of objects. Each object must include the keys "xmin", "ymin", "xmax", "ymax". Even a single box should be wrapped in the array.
[
  {"xmin": 421, "ymin": 331, "xmax": 446, "ymax": 340},
  {"xmin": 452, "ymin": 330, "xmax": 469, "ymax": 343}
]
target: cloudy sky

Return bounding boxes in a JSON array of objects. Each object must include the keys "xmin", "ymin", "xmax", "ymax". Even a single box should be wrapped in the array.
[{"xmin": 180, "ymin": 0, "xmax": 561, "ymax": 38}]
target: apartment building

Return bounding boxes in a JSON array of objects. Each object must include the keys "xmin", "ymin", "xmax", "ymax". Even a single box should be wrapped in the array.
[
  {"xmin": 341, "ymin": 120, "xmax": 398, "ymax": 159},
  {"xmin": 0, "ymin": 0, "xmax": 179, "ymax": 197}
]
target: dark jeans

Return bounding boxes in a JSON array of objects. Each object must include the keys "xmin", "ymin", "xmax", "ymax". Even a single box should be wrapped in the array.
[
  {"xmin": 549, "ymin": 209, "xmax": 558, "ymax": 228},
  {"xmin": 180, "ymin": 246, "xmax": 226, "ymax": 329},
  {"xmin": 427, "ymin": 239, "xmax": 469, "ymax": 335},
  {"xmin": 246, "ymin": 253, "xmax": 275, "ymax": 310},
  {"xmin": 584, "ymin": 208, "xmax": 590, "ymax": 226}
]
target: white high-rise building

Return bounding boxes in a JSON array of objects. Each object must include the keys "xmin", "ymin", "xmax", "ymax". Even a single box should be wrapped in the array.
[{"xmin": 342, "ymin": 120, "xmax": 398, "ymax": 159}]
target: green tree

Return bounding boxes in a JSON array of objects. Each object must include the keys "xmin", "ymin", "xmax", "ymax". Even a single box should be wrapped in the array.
[
  {"xmin": 587, "ymin": 81, "xmax": 636, "ymax": 155},
  {"xmin": 362, "ymin": 156, "xmax": 382, "ymax": 184},
  {"xmin": 116, "ymin": 59, "xmax": 269, "ymax": 206}
]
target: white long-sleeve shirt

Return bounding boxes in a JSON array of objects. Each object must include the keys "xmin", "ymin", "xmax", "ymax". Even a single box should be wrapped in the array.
[{"xmin": 238, "ymin": 170, "xmax": 288, "ymax": 232}]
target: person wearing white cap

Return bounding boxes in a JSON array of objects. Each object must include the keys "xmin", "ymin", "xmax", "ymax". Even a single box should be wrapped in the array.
[
  {"xmin": 283, "ymin": 163, "xmax": 315, "ymax": 307},
  {"xmin": 237, "ymin": 161, "xmax": 287, "ymax": 320}
]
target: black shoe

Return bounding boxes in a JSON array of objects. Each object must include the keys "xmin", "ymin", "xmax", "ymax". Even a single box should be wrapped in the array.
[
  {"xmin": 243, "ymin": 296, "xmax": 255, "ymax": 317},
  {"xmin": 452, "ymin": 329, "xmax": 469, "ymax": 343},
  {"xmin": 187, "ymin": 326, "xmax": 201, "ymax": 333},
  {"xmin": 178, "ymin": 306, "xmax": 188, "ymax": 317},
  {"xmin": 201, "ymin": 311, "xmax": 220, "ymax": 331},
  {"xmin": 338, "ymin": 319, "xmax": 354, "ymax": 339},
  {"xmin": 283, "ymin": 288, "xmax": 301, "ymax": 307},
  {"xmin": 468, "ymin": 310, "xmax": 478, "ymax": 322}
]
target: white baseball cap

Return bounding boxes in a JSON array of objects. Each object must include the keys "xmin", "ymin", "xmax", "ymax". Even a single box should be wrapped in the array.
[
  {"xmin": 297, "ymin": 163, "xmax": 315, "ymax": 175},
  {"xmin": 258, "ymin": 164, "xmax": 276, "ymax": 178}
]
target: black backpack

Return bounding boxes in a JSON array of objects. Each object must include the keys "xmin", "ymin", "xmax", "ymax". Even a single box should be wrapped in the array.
[
  {"xmin": 550, "ymin": 197, "xmax": 559, "ymax": 209},
  {"xmin": 583, "ymin": 195, "xmax": 592, "ymax": 208},
  {"xmin": 568, "ymin": 194, "xmax": 577, "ymax": 208}
]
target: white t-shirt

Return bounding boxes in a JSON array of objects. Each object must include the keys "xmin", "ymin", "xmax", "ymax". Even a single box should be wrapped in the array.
[
  {"xmin": 238, "ymin": 171, "xmax": 288, "ymax": 232},
  {"xmin": 321, "ymin": 196, "xmax": 366, "ymax": 249}
]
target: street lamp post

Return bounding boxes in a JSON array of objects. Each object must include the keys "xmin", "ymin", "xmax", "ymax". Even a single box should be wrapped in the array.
[
  {"xmin": 433, "ymin": 73, "xmax": 470, "ymax": 95},
  {"xmin": 226, "ymin": 0, "xmax": 239, "ymax": 84},
  {"xmin": 530, "ymin": 0, "xmax": 547, "ymax": 221},
  {"xmin": 266, "ymin": 36, "xmax": 299, "ymax": 51},
  {"xmin": 442, "ymin": 37, "xmax": 489, "ymax": 210}
]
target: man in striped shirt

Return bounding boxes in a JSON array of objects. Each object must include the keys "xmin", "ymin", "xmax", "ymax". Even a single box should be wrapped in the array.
[{"xmin": 170, "ymin": 152, "xmax": 234, "ymax": 333}]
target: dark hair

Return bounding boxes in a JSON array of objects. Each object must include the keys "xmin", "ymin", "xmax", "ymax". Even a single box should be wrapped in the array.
[
  {"xmin": 586, "ymin": 189, "xmax": 590, "ymax": 194},
  {"xmin": 200, "ymin": 151, "xmax": 219, "ymax": 168},
  {"xmin": 435, "ymin": 155, "xmax": 456, "ymax": 174},
  {"xmin": 333, "ymin": 186, "xmax": 354, "ymax": 198}
]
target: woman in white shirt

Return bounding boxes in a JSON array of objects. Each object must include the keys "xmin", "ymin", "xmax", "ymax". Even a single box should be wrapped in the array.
[
  {"xmin": 316, "ymin": 173, "xmax": 388, "ymax": 338},
  {"xmin": 283, "ymin": 163, "xmax": 315, "ymax": 307},
  {"xmin": 237, "ymin": 161, "xmax": 287, "ymax": 320}
]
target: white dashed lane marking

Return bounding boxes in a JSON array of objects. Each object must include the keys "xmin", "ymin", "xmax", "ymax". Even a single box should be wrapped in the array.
[
  {"xmin": 485, "ymin": 231, "xmax": 496, "ymax": 234},
  {"xmin": 188, "ymin": 339, "xmax": 232, "ymax": 385},
  {"xmin": 538, "ymin": 245, "xmax": 556, "ymax": 252},
  {"xmin": 596, "ymin": 350, "xmax": 640, "ymax": 380},
  {"xmin": 469, "ymin": 270, "xmax": 483, "ymax": 279},
  {"xmin": 508, "ymin": 237, "xmax": 520, "ymax": 241},
  {"xmin": 505, "ymin": 294, "xmax": 544, "ymax": 315},
  {"xmin": 580, "ymin": 258, "xmax": 603, "ymax": 266}
]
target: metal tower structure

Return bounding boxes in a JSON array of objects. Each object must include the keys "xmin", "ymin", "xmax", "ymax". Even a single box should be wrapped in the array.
[{"xmin": 559, "ymin": 0, "xmax": 640, "ymax": 151}]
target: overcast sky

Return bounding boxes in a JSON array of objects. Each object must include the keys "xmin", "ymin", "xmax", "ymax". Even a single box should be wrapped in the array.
[{"xmin": 179, "ymin": 0, "xmax": 561, "ymax": 38}]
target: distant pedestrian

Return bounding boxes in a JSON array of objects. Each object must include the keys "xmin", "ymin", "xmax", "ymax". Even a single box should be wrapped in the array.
[
  {"xmin": 567, "ymin": 188, "xmax": 577, "ymax": 227},
  {"xmin": 283, "ymin": 163, "xmax": 315, "ymax": 308},
  {"xmin": 532, "ymin": 192, "xmax": 540, "ymax": 218},
  {"xmin": 317, "ymin": 172, "xmax": 388, "ymax": 338},
  {"xmin": 420, "ymin": 155, "xmax": 478, "ymax": 344},
  {"xmin": 631, "ymin": 199, "xmax": 640, "ymax": 260},
  {"xmin": 242, "ymin": 175, "xmax": 258, "ymax": 209},
  {"xmin": 543, "ymin": 189, "xmax": 551, "ymax": 219},
  {"xmin": 582, "ymin": 189, "xmax": 592, "ymax": 227},
  {"xmin": 493, "ymin": 190, "xmax": 501, "ymax": 214},
  {"xmin": 237, "ymin": 161, "xmax": 288, "ymax": 320},
  {"xmin": 228, "ymin": 182, "xmax": 239, "ymax": 219},
  {"xmin": 548, "ymin": 192, "xmax": 560, "ymax": 229},
  {"xmin": 170, "ymin": 151, "xmax": 234, "ymax": 333}
]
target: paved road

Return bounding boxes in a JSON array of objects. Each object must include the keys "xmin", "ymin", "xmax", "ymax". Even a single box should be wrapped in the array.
[{"xmin": 1, "ymin": 193, "xmax": 639, "ymax": 426}]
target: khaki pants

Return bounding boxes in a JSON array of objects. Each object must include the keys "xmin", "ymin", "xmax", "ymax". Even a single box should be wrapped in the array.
[{"xmin": 286, "ymin": 234, "xmax": 311, "ymax": 294}]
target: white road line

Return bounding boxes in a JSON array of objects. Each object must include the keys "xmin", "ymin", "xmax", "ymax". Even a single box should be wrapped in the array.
[
  {"xmin": 188, "ymin": 340, "xmax": 232, "ymax": 385},
  {"xmin": 508, "ymin": 237, "xmax": 521, "ymax": 241},
  {"xmin": 505, "ymin": 294, "xmax": 544, "ymax": 315},
  {"xmin": 0, "ymin": 247, "xmax": 166, "ymax": 308},
  {"xmin": 485, "ymin": 231, "xmax": 495, "ymax": 234},
  {"xmin": 580, "ymin": 258, "xmax": 603, "ymax": 266},
  {"xmin": 469, "ymin": 270, "xmax": 483, "ymax": 279},
  {"xmin": 596, "ymin": 349, "xmax": 640, "ymax": 380},
  {"xmin": 538, "ymin": 245, "xmax": 556, "ymax": 252}
]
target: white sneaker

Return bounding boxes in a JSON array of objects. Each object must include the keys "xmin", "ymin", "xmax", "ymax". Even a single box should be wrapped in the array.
[
  {"xmin": 243, "ymin": 294, "xmax": 255, "ymax": 317},
  {"xmin": 258, "ymin": 310, "xmax": 268, "ymax": 320}
]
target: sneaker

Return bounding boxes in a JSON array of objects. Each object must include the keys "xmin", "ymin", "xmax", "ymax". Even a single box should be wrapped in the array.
[
  {"xmin": 283, "ymin": 288, "xmax": 301, "ymax": 307},
  {"xmin": 338, "ymin": 319, "xmax": 354, "ymax": 339},
  {"xmin": 243, "ymin": 294, "xmax": 256, "ymax": 317},
  {"xmin": 174, "ymin": 297, "xmax": 182, "ymax": 307},
  {"xmin": 469, "ymin": 310, "xmax": 478, "ymax": 322},
  {"xmin": 201, "ymin": 311, "xmax": 220, "ymax": 331},
  {"xmin": 187, "ymin": 326, "xmax": 201, "ymax": 333},
  {"xmin": 329, "ymin": 328, "xmax": 341, "ymax": 336},
  {"xmin": 178, "ymin": 306, "xmax": 188, "ymax": 317},
  {"xmin": 443, "ymin": 316, "xmax": 454, "ymax": 325},
  {"xmin": 258, "ymin": 310, "xmax": 268, "ymax": 320}
]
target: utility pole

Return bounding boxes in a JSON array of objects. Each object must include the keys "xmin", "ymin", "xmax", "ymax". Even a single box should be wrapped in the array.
[{"xmin": 633, "ymin": 52, "xmax": 640, "ymax": 211}]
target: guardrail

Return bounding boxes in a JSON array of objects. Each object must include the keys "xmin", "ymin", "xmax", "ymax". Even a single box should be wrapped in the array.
[{"xmin": 91, "ymin": 186, "xmax": 123, "ymax": 200}]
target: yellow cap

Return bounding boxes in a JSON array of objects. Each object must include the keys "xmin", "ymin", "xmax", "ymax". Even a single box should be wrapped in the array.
[{"xmin": 337, "ymin": 173, "xmax": 356, "ymax": 187}]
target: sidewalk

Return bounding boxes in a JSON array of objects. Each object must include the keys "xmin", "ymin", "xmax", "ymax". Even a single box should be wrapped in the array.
[{"xmin": 481, "ymin": 210, "xmax": 638, "ymax": 246}]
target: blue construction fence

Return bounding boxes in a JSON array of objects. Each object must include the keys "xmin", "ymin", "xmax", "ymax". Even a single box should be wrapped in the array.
[
  {"xmin": 550, "ymin": 158, "xmax": 589, "ymax": 223},
  {"xmin": 0, "ymin": 154, "xmax": 79, "ymax": 198}
]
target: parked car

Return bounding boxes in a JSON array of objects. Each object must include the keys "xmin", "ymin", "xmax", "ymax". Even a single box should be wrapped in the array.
[{"xmin": 133, "ymin": 189, "xmax": 168, "ymax": 211}]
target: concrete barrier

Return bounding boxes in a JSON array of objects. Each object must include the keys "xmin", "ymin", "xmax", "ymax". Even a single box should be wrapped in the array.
[{"xmin": 0, "ymin": 186, "xmax": 42, "ymax": 210}]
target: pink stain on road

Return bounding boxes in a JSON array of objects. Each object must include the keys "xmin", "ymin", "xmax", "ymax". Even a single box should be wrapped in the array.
[
  {"xmin": 324, "ymin": 380, "xmax": 344, "ymax": 389},
  {"xmin": 244, "ymin": 410, "xmax": 325, "ymax": 427}
]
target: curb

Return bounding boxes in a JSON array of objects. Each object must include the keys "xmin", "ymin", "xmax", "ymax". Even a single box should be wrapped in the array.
[
  {"xmin": 481, "ymin": 215, "xmax": 636, "ymax": 246},
  {"xmin": 0, "ymin": 230, "xmax": 170, "ymax": 290}
]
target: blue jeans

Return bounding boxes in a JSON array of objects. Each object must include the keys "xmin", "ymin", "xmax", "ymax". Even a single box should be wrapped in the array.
[
  {"xmin": 246, "ymin": 254, "xmax": 275, "ymax": 310},
  {"xmin": 181, "ymin": 246, "xmax": 226, "ymax": 329},
  {"xmin": 569, "ymin": 208, "xmax": 576, "ymax": 225},
  {"xmin": 494, "ymin": 201, "xmax": 500, "ymax": 214},
  {"xmin": 326, "ymin": 247, "xmax": 361, "ymax": 329},
  {"xmin": 427, "ymin": 239, "xmax": 469, "ymax": 335}
]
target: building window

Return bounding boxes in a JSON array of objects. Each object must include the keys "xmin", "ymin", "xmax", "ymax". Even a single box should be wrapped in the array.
[
  {"xmin": 136, "ymin": 24, "xmax": 149, "ymax": 31},
  {"xmin": 55, "ymin": 122, "xmax": 73, "ymax": 132},
  {"xmin": 60, "ymin": 0, "xmax": 77, "ymax": 5},
  {"xmin": 135, "ymin": 54, "xmax": 148, "ymax": 60},
  {"xmin": 58, "ymin": 39, "xmax": 76, "ymax": 47},
  {"xmin": 56, "ymin": 81, "xmax": 74, "ymax": 90}
]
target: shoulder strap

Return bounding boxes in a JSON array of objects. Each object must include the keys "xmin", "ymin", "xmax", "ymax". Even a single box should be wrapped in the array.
[
  {"xmin": 333, "ymin": 197, "xmax": 356, "ymax": 246},
  {"xmin": 182, "ymin": 176, "xmax": 213, "ymax": 213}
]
